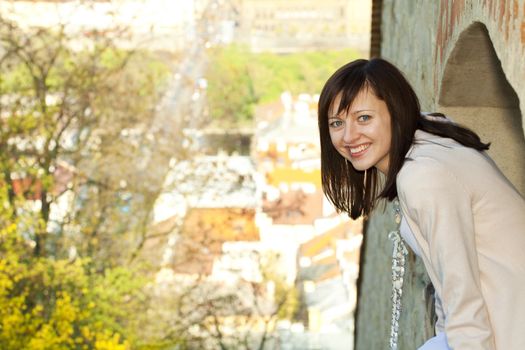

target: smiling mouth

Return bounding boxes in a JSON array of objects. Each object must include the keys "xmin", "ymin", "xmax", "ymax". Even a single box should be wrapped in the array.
[{"xmin": 349, "ymin": 143, "xmax": 370, "ymax": 156}]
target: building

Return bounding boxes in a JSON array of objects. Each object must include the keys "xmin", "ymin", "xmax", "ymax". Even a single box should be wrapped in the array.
[
  {"xmin": 252, "ymin": 92, "xmax": 365, "ymax": 349},
  {"xmin": 148, "ymin": 154, "xmax": 283, "ymax": 349},
  {"xmin": 254, "ymin": 93, "xmax": 326, "ymax": 284},
  {"xmin": 150, "ymin": 154, "xmax": 261, "ymax": 275},
  {"xmin": 296, "ymin": 219, "xmax": 362, "ymax": 334},
  {"xmin": 235, "ymin": 0, "xmax": 371, "ymax": 53},
  {"xmin": 0, "ymin": 0, "xmax": 196, "ymax": 52}
]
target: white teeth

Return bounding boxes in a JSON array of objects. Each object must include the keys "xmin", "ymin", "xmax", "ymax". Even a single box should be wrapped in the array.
[{"xmin": 350, "ymin": 144, "xmax": 370, "ymax": 154}]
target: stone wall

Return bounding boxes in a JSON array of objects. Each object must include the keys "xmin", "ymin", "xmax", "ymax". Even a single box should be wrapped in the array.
[
  {"xmin": 355, "ymin": 200, "xmax": 434, "ymax": 349},
  {"xmin": 355, "ymin": 1, "xmax": 525, "ymax": 348}
]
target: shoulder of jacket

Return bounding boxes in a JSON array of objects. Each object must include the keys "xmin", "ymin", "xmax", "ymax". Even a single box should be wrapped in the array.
[{"xmin": 397, "ymin": 155, "xmax": 460, "ymax": 197}]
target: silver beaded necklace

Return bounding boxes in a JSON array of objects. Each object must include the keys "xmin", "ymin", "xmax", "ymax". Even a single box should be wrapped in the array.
[{"xmin": 388, "ymin": 199, "xmax": 408, "ymax": 350}]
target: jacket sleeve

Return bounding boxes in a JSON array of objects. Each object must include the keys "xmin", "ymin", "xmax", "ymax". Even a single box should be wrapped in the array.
[{"xmin": 397, "ymin": 158, "xmax": 496, "ymax": 350}]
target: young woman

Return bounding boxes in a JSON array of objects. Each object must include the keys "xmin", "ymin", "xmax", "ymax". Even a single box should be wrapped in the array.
[{"xmin": 318, "ymin": 58, "xmax": 525, "ymax": 350}]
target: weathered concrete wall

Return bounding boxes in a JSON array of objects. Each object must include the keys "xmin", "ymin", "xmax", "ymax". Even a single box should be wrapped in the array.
[
  {"xmin": 381, "ymin": 0, "xmax": 525, "ymax": 117},
  {"xmin": 355, "ymin": 1, "xmax": 525, "ymax": 349}
]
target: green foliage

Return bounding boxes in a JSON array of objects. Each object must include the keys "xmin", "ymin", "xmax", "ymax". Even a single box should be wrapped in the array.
[
  {"xmin": 0, "ymin": 188, "xmax": 148, "ymax": 350},
  {"xmin": 205, "ymin": 44, "xmax": 360, "ymax": 126},
  {"xmin": 0, "ymin": 14, "xmax": 171, "ymax": 350},
  {"xmin": 0, "ymin": 13, "xmax": 172, "ymax": 262},
  {"xmin": 205, "ymin": 45, "xmax": 258, "ymax": 127}
]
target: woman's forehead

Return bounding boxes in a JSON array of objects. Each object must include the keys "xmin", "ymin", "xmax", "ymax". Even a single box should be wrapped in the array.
[{"xmin": 329, "ymin": 86, "xmax": 376, "ymax": 116}]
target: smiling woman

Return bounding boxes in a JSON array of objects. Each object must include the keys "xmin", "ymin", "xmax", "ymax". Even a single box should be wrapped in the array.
[
  {"xmin": 327, "ymin": 88, "xmax": 392, "ymax": 173},
  {"xmin": 318, "ymin": 58, "xmax": 525, "ymax": 350}
]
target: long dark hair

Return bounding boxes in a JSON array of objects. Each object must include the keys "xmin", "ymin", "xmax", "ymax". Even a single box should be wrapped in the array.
[{"xmin": 318, "ymin": 58, "xmax": 490, "ymax": 219}]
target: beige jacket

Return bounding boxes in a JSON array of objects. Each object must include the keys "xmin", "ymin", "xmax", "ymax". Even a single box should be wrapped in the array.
[{"xmin": 397, "ymin": 130, "xmax": 525, "ymax": 350}]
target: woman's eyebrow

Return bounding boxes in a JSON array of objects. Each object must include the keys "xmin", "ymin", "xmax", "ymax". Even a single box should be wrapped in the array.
[
  {"xmin": 350, "ymin": 109, "xmax": 375, "ymax": 114},
  {"xmin": 330, "ymin": 109, "xmax": 374, "ymax": 118}
]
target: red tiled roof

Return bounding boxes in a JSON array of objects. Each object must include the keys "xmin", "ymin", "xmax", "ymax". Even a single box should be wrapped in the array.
[{"xmin": 262, "ymin": 190, "xmax": 323, "ymax": 225}]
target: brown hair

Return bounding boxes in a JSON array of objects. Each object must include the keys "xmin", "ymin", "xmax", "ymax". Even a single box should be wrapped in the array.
[{"xmin": 318, "ymin": 58, "xmax": 489, "ymax": 219}]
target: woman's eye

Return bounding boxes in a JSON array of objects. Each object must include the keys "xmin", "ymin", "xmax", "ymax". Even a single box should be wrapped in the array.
[
  {"xmin": 329, "ymin": 120, "xmax": 343, "ymax": 128},
  {"xmin": 358, "ymin": 114, "xmax": 371, "ymax": 122}
]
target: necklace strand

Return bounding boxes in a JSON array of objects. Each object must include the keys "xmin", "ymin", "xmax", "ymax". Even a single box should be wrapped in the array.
[{"xmin": 388, "ymin": 199, "xmax": 408, "ymax": 350}]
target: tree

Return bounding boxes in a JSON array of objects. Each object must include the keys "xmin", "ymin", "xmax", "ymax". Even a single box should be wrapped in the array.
[
  {"xmin": 0, "ymin": 11, "xmax": 172, "ymax": 265},
  {"xmin": 0, "ymin": 8, "xmax": 177, "ymax": 348},
  {"xmin": 205, "ymin": 45, "xmax": 258, "ymax": 128},
  {"xmin": 141, "ymin": 249, "xmax": 298, "ymax": 350},
  {"xmin": 205, "ymin": 44, "xmax": 360, "ymax": 127},
  {"xmin": 0, "ymin": 183, "xmax": 149, "ymax": 349}
]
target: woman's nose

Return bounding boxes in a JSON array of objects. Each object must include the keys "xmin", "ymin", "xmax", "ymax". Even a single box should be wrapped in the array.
[{"xmin": 343, "ymin": 123, "xmax": 358, "ymax": 144}]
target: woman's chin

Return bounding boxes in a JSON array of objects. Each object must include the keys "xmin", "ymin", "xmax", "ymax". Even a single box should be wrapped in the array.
[{"xmin": 349, "ymin": 161, "xmax": 370, "ymax": 172}]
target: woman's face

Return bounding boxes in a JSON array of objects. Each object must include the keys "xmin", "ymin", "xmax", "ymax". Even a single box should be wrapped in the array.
[{"xmin": 328, "ymin": 88, "xmax": 392, "ymax": 174}]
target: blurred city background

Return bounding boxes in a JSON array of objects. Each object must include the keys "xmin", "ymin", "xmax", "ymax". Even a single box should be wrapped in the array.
[{"xmin": 0, "ymin": 1, "xmax": 371, "ymax": 349}]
